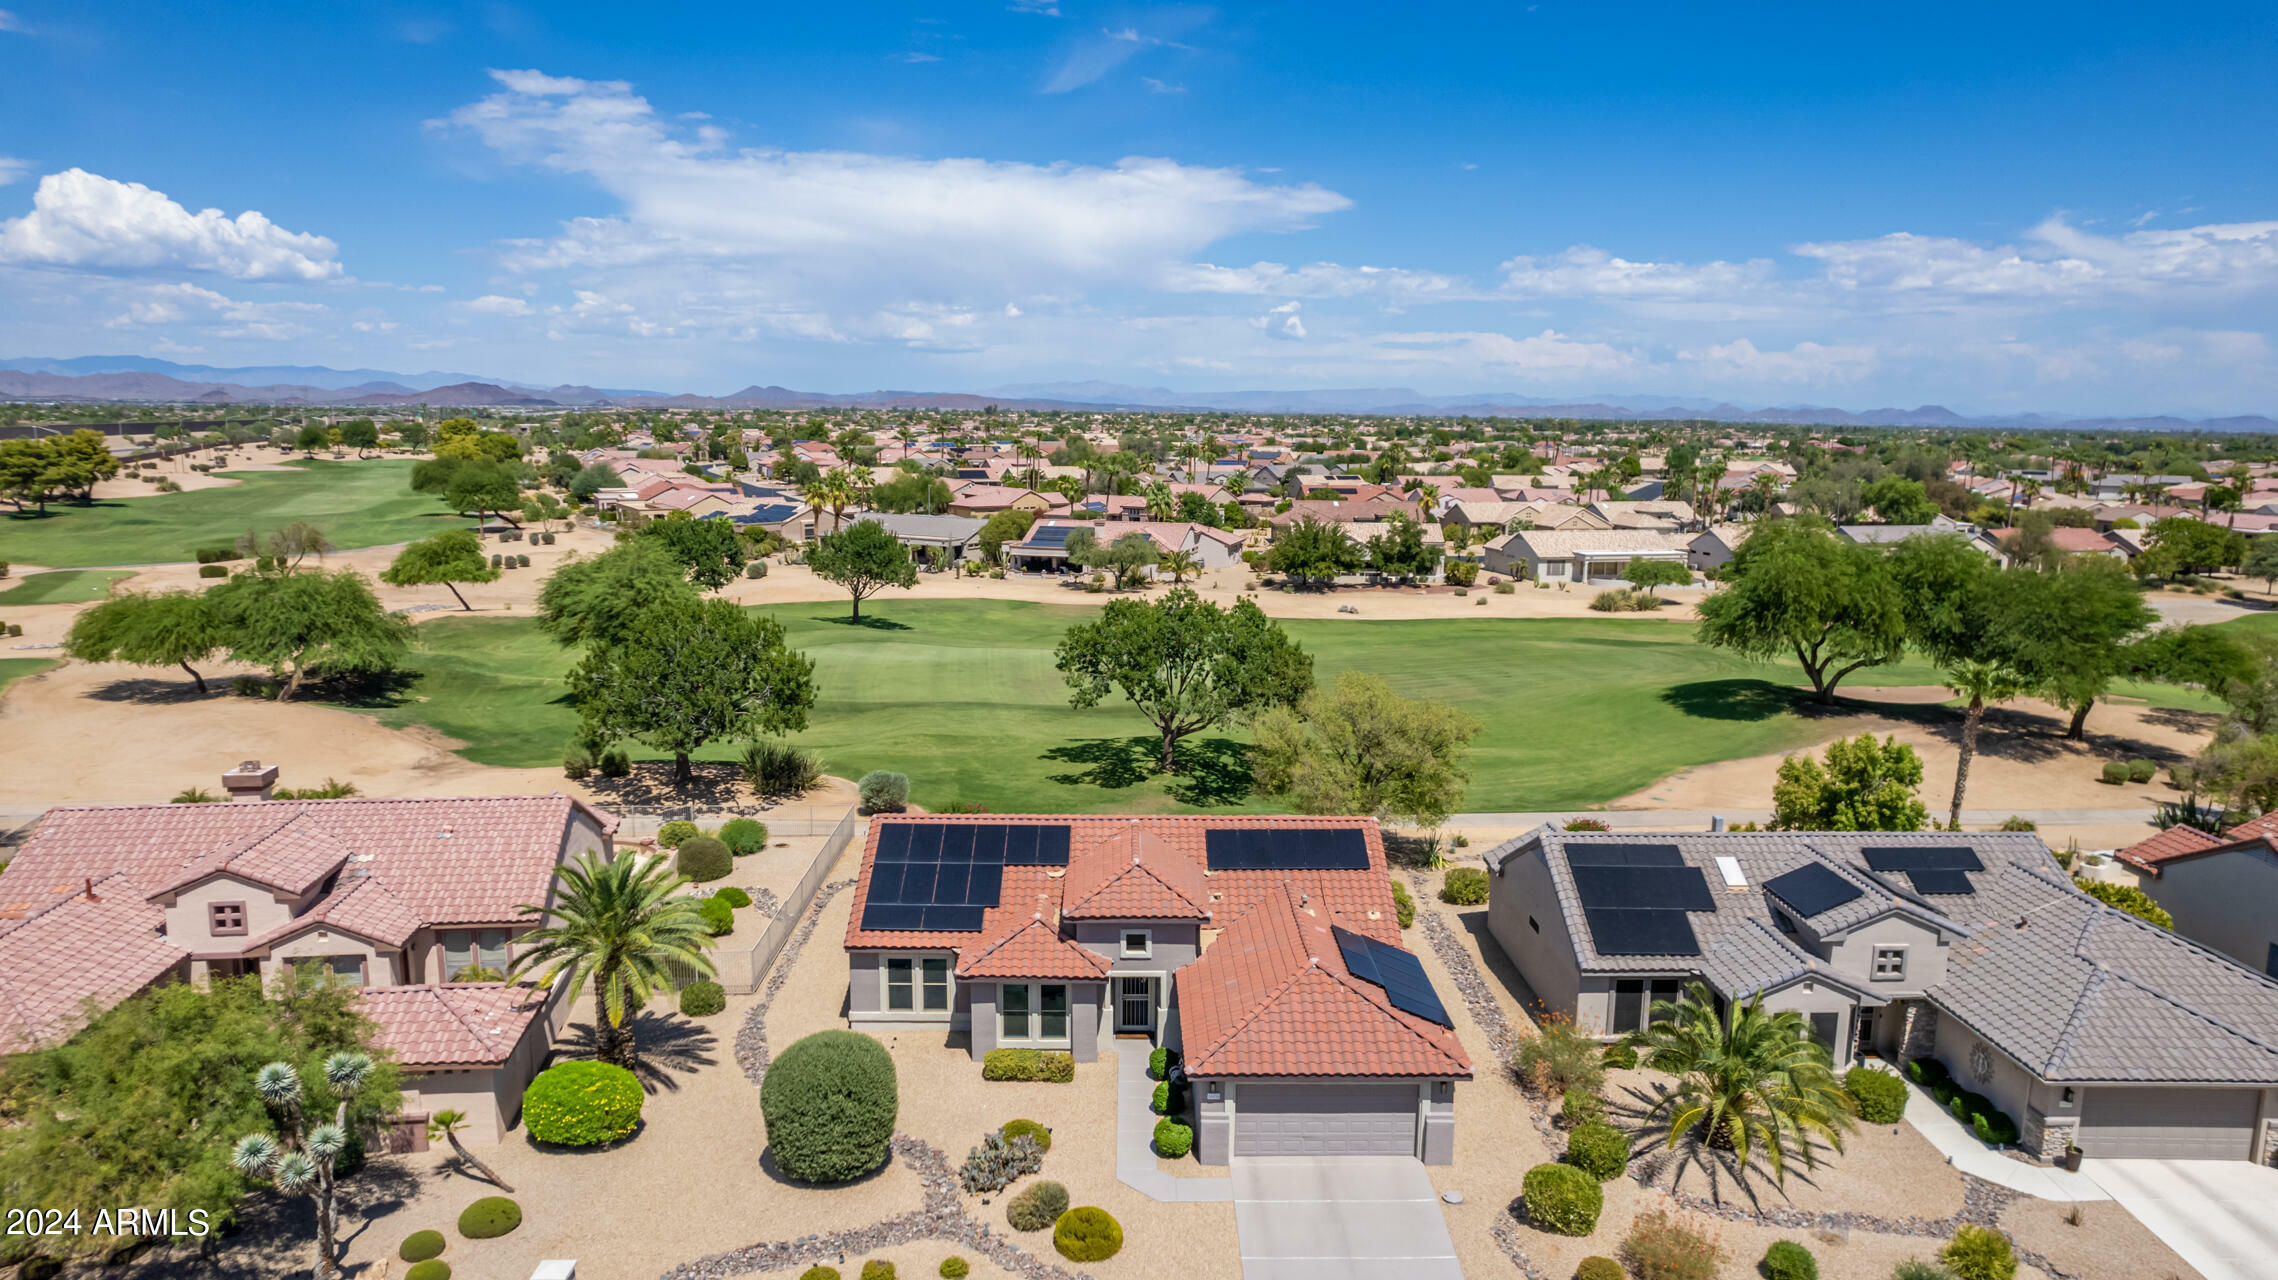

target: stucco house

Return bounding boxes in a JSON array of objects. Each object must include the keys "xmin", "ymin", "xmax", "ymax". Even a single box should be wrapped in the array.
[
  {"xmin": 863, "ymin": 511, "xmax": 989, "ymax": 565},
  {"xmin": 842, "ymin": 814, "xmax": 1471, "ymax": 1163},
  {"xmin": 0, "ymin": 764, "xmax": 615, "ymax": 1144},
  {"xmin": 1481, "ymin": 528, "xmax": 1694, "ymax": 583},
  {"xmin": 1482, "ymin": 827, "xmax": 2278, "ymax": 1164},
  {"xmin": 2119, "ymin": 821, "xmax": 2278, "ymax": 979}
]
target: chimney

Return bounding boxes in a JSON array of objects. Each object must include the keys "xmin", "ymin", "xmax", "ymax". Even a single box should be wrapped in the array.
[
  {"xmin": 1710, "ymin": 815, "xmax": 1727, "ymax": 832},
  {"xmin": 222, "ymin": 760, "xmax": 278, "ymax": 803}
]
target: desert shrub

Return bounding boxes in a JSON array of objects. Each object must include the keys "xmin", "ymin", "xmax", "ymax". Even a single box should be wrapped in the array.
[
  {"xmin": 1565, "ymin": 1122, "xmax": 1629, "ymax": 1181},
  {"xmin": 2126, "ymin": 758, "xmax": 2157, "ymax": 783},
  {"xmin": 1906, "ymin": 1057, "xmax": 1948, "ymax": 1087},
  {"xmin": 959, "ymin": 1130, "xmax": 1044, "ymax": 1194},
  {"xmin": 1892, "ymin": 1262, "xmax": 1958, "ymax": 1280},
  {"xmin": 1007, "ymin": 1180, "xmax": 1069, "ymax": 1232},
  {"xmin": 1389, "ymin": 876, "xmax": 1415, "ymax": 928},
  {"xmin": 1997, "ymin": 815, "xmax": 2036, "ymax": 831},
  {"xmin": 1512, "ymin": 1013, "xmax": 1606, "ymax": 1097},
  {"xmin": 1444, "ymin": 559, "xmax": 1478, "ymax": 587},
  {"xmin": 800, "ymin": 1269, "xmax": 841, "ymax": 1280},
  {"xmin": 939, "ymin": 1259, "xmax": 969, "ymax": 1279},
  {"xmin": 860, "ymin": 1264, "xmax": 895, "ymax": 1280},
  {"xmin": 1620, "ymin": 1210, "xmax": 1724, "ymax": 1280},
  {"xmin": 599, "ymin": 746, "xmax": 632, "ymax": 777},
  {"xmin": 406, "ymin": 1262, "xmax": 451, "ymax": 1280},
  {"xmin": 400, "ymin": 1230, "xmax": 446, "ymax": 1262},
  {"xmin": 746, "ymin": 561, "xmax": 769, "ymax": 579},
  {"xmin": 2075, "ymin": 878, "xmax": 2174, "ymax": 928},
  {"xmin": 719, "ymin": 817, "xmax": 769, "ymax": 855},
  {"xmin": 744, "ymin": 739, "xmax": 822, "ymax": 795},
  {"xmin": 1053, "ymin": 1207, "xmax": 1124, "ymax": 1262},
  {"xmin": 457, "ymin": 1196, "xmax": 523, "ymax": 1239},
  {"xmin": 657, "ymin": 819, "xmax": 701, "ymax": 848},
  {"xmin": 543, "ymin": 531, "xmax": 556, "ymax": 544},
  {"xmin": 1522, "ymin": 1162, "xmax": 1602, "ymax": 1235},
  {"xmin": 677, "ymin": 835, "xmax": 733, "ymax": 882},
  {"xmin": 1147, "ymin": 1046, "xmax": 1173, "ymax": 1079},
  {"xmin": 984, "ymin": 1048, "xmax": 1075, "ymax": 1082},
  {"xmin": 698, "ymin": 896, "xmax": 735, "ymax": 936},
  {"xmin": 1763, "ymin": 1240, "xmax": 1819, "ymax": 1280},
  {"xmin": 1153, "ymin": 1117, "xmax": 1193, "ymax": 1157},
  {"xmin": 1575, "ymin": 1258, "xmax": 1624, "ymax": 1280},
  {"xmin": 762, "ymin": 1030, "xmax": 899, "ymax": 1182},
  {"xmin": 1846, "ymin": 1067, "xmax": 1909, "ymax": 1124},
  {"xmin": 858, "ymin": 770, "xmax": 910, "ymax": 813},
  {"xmin": 1939, "ymin": 1225, "xmax": 2017, "ymax": 1280},
  {"xmin": 713, "ymin": 885, "xmax": 753, "ymax": 908},
  {"xmin": 1602, "ymin": 1041, "xmax": 1638, "ymax": 1070},
  {"xmin": 562, "ymin": 745, "xmax": 592, "ymax": 780},
  {"xmin": 198, "ymin": 564, "xmax": 228, "ymax": 578},
  {"xmin": 2100, "ymin": 761, "xmax": 2129, "ymax": 785},
  {"xmin": 1000, "ymin": 1118, "xmax": 1052, "ymax": 1153},
  {"xmin": 1560, "ymin": 1085, "xmax": 1603, "ymax": 1126},
  {"xmin": 1495, "ymin": 581, "xmax": 1516, "ymax": 594},
  {"xmin": 1564, "ymin": 818, "xmax": 1610, "ymax": 831},
  {"xmin": 523, "ymin": 1061, "xmax": 642, "ymax": 1147},
  {"xmin": 1440, "ymin": 866, "xmax": 1490, "ymax": 905},
  {"xmin": 680, "ymin": 980, "xmax": 726, "ymax": 1017},
  {"xmin": 516, "ymin": 554, "xmax": 530, "ymax": 568}
]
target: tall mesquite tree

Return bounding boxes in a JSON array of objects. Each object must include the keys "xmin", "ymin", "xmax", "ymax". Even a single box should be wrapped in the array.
[
  {"xmin": 1696, "ymin": 519, "xmax": 1906, "ymax": 703},
  {"xmin": 64, "ymin": 590, "xmax": 229, "ymax": 692},
  {"xmin": 569, "ymin": 596, "xmax": 816, "ymax": 785},
  {"xmin": 380, "ymin": 529, "xmax": 498, "ymax": 610},
  {"xmin": 1056, "ymin": 587, "xmax": 1313, "ymax": 771}
]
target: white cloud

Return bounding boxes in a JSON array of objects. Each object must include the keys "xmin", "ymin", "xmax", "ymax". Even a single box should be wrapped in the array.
[
  {"xmin": 0, "ymin": 157, "xmax": 28, "ymax": 185},
  {"xmin": 894, "ymin": 51, "xmax": 942, "ymax": 64},
  {"xmin": 1141, "ymin": 77, "xmax": 1185, "ymax": 94},
  {"xmin": 0, "ymin": 169, "xmax": 343, "ymax": 281},
  {"xmin": 460, "ymin": 293, "xmax": 533, "ymax": 316},
  {"xmin": 99, "ymin": 281, "xmax": 327, "ymax": 339},
  {"xmin": 0, "ymin": 10, "xmax": 24, "ymax": 33},
  {"xmin": 1676, "ymin": 337, "xmax": 1880, "ymax": 385},
  {"xmin": 1500, "ymin": 245, "xmax": 1777, "ymax": 300},
  {"xmin": 1793, "ymin": 216, "xmax": 2278, "ymax": 300},
  {"xmin": 1251, "ymin": 300, "xmax": 1305, "ymax": 340},
  {"xmin": 1162, "ymin": 259, "xmax": 1467, "ymax": 304},
  {"xmin": 1041, "ymin": 17, "xmax": 1201, "ymax": 93},
  {"xmin": 1369, "ymin": 328, "xmax": 1640, "ymax": 377}
]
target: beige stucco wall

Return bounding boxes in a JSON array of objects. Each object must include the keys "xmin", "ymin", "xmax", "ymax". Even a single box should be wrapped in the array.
[
  {"xmin": 267, "ymin": 928, "xmax": 401, "ymax": 985},
  {"xmin": 1484, "ymin": 846, "xmax": 1586, "ymax": 1024},
  {"xmin": 2142, "ymin": 847, "xmax": 2278, "ymax": 977},
  {"xmin": 163, "ymin": 875, "xmax": 298, "ymax": 949}
]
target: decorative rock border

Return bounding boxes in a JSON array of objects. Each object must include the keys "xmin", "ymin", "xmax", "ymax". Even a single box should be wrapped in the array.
[{"xmin": 670, "ymin": 878, "xmax": 1097, "ymax": 1280}]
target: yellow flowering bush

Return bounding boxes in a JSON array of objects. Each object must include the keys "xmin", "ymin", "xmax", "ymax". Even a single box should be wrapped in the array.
[{"xmin": 522, "ymin": 1060, "xmax": 643, "ymax": 1146}]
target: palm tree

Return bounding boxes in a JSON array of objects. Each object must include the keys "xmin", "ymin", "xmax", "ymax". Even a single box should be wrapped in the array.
[
  {"xmin": 1632, "ymin": 982, "xmax": 1853, "ymax": 1186},
  {"xmin": 508, "ymin": 850, "xmax": 717, "ymax": 1071},
  {"xmin": 821, "ymin": 467, "xmax": 859, "ymax": 534},
  {"xmin": 428, "ymin": 1108, "xmax": 514, "ymax": 1191},
  {"xmin": 1159, "ymin": 549, "xmax": 1202, "ymax": 584},
  {"xmin": 232, "ymin": 1053, "xmax": 376, "ymax": 1280},
  {"xmin": 1749, "ymin": 472, "xmax": 1783, "ymax": 521},
  {"xmin": 1144, "ymin": 480, "xmax": 1176, "ymax": 522},
  {"xmin": 1943, "ymin": 659, "xmax": 2025, "ymax": 830},
  {"xmin": 800, "ymin": 478, "xmax": 833, "ymax": 539}
]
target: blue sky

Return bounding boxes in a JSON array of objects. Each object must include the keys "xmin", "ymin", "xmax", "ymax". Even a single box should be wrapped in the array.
[{"xmin": 2, "ymin": 1, "xmax": 2275, "ymax": 413}]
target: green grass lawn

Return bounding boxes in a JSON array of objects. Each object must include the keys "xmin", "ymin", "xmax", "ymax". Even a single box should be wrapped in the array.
[
  {"xmin": 345, "ymin": 599, "xmax": 2215, "ymax": 815},
  {"xmin": 0, "ymin": 460, "xmax": 466, "ymax": 568},
  {"xmin": 0, "ymin": 658, "xmax": 58, "ymax": 696},
  {"xmin": 0, "ymin": 569, "xmax": 137, "ymax": 606}
]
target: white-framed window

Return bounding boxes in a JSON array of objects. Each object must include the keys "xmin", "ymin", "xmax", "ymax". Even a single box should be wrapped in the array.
[
  {"xmin": 440, "ymin": 928, "xmax": 511, "ymax": 980},
  {"xmin": 1121, "ymin": 929, "xmax": 1152, "ymax": 959},
  {"xmin": 999, "ymin": 982, "xmax": 1070, "ymax": 1044},
  {"xmin": 1872, "ymin": 946, "xmax": 1907, "ymax": 981},
  {"xmin": 884, "ymin": 954, "xmax": 952, "ymax": 1015}
]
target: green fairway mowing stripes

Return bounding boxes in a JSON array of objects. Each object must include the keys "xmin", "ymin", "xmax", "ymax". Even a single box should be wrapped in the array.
[
  {"xmin": 0, "ymin": 658, "xmax": 58, "ymax": 695},
  {"xmin": 0, "ymin": 570, "xmax": 137, "ymax": 606},
  {"xmin": 352, "ymin": 599, "xmax": 2203, "ymax": 815},
  {"xmin": 0, "ymin": 460, "xmax": 470, "ymax": 568}
]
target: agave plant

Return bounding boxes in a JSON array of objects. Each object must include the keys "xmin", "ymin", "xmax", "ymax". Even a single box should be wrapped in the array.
[
  {"xmin": 233, "ymin": 1053, "xmax": 375, "ymax": 1280},
  {"xmin": 1633, "ymin": 982, "xmax": 1854, "ymax": 1186}
]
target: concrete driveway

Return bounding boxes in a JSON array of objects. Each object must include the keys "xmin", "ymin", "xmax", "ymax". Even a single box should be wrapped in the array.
[
  {"xmin": 1232, "ymin": 1156, "xmax": 1462, "ymax": 1280},
  {"xmin": 2085, "ymin": 1158, "xmax": 2278, "ymax": 1280}
]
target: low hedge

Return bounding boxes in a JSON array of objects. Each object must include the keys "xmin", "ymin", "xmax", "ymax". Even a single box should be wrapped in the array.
[
  {"xmin": 1846, "ymin": 1067, "xmax": 1909, "ymax": 1124},
  {"xmin": 1053, "ymin": 1207, "xmax": 1123, "ymax": 1262},
  {"xmin": 406, "ymin": 1262, "xmax": 451, "ymax": 1280},
  {"xmin": 1001, "ymin": 1118, "xmax": 1052, "ymax": 1153},
  {"xmin": 1522, "ymin": 1162, "xmax": 1602, "ymax": 1236},
  {"xmin": 457, "ymin": 1196, "xmax": 522, "ymax": 1239},
  {"xmin": 657, "ymin": 819, "xmax": 700, "ymax": 848},
  {"xmin": 983, "ymin": 1048, "xmax": 1074, "ymax": 1082},
  {"xmin": 1440, "ymin": 867, "xmax": 1489, "ymax": 905},
  {"xmin": 523, "ymin": 1061, "xmax": 643, "ymax": 1147},
  {"xmin": 1153, "ymin": 1117, "xmax": 1193, "ymax": 1158},
  {"xmin": 1763, "ymin": 1240, "xmax": 1818, "ymax": 1280},
  {"xmin": 1906, "ymin": 1056, "xmax": 1948, "ymax": 1088},
  {"xmin": 400, "ymin": 1230, "xmax": 446, "ymax": 1262},
  {"xmin": 680, "ymin": 980, "xmax": 726, "ymax": 1017},
  {"xmin": 1564, "ymin": 1122, "xmax": 1629, "ymax": 1181},
  {"xmin": 1560, "ymin": 1085, "xmax": 1603, "ymax": 1126},
  {"xmin": 1944, "ymin": 1089, "xmax": 2018, "ymax": 1146}
]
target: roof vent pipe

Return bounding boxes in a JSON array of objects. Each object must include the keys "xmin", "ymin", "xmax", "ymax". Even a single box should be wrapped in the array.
[{"xmin": 1710, "ymin": 815, "xmax": 1727, "ymax": 832}]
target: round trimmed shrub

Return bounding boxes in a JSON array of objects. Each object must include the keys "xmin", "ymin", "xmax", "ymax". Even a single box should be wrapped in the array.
[
  {"xmin": 1522, "ymin": 1162, "xmax": 1602, "ymax": 1236},
  {"xmin": 406, "ymin": 1262, "xmax": 451, "ymax": 1280},
  {"xmin": 1007, "ymin": 1179, "xmax": 1069, "ymax": 1232},
  {"xmin": 1152, "ymin": 1117, "xmax": 1193, "ymax": 1158},
  {"xmin": 801, "ymin": 1269, "xmax": 841, "ymax": 1280},
  {"xmin": 680, "ymin": 980, "xmax": 726, "ymax": 1017},
  {"xmin": 858, "ymin": 770, "xmax": 910, "ymax": 813},
  {"xmin": 400, "ymin": 1230, "xmax": 446, "ymax": 1262},
  {"xmin": 657, "ymin": 819, "xmax": 700, "ymax": 848},
  {"xmin": 699, "ymin": 895, "xmax": 735, "ymax": 936},
  {"xmin": 720, "ymin": 817, "xmax": 769, "ymax": 855},
  {"xmin": 1152, "ymin": 1081, "xmax": 1171, "ymax": 1113},
  {"xmin": 1845, "ymin": 1066, "xmax": 1909, "ymax": 1124},
  {"xmin": 1576, "ymin": 1259, "xmax": 1624, "ymax": 1280},
  {"xmin": 1940, "ymin": 1224, "xmax": 2017, "ymax": 1280},
  {"xmin": 1440, "ymin": 866, "xmax": 1489, "ymax": 905},
  {"xmin": 1564, "ymin": 1122, "xmax": 1629, "ymax": 1181},
  {"xmin": 940, "ymin": 1259, "xmax": 970, "ymax": 1279},
  {"xmin": 457, "ymin": 1196, "xmax": 522, "ymax": 1239},
  {"xmin": 678, "ymin": 835, "xmax": 733, "ymax": 883},
  {"xmin": 713, "ymin": 885, "xmax": 753, "ymax": 908},
  {"xmin": 522, "ymin": 1061, "xmax": 643, "ymax": 1147},
  {"xmin": 1602, "ymin": 1042, "xmax": 1638, "ymax": 1070},
  {"xmin": 1001, "ymin": 1118, "xmax": 1052, "ymax": 1153},
  {"xmin": 1053, "ymin": 1207, "xmax": 1124, "ymax": 1263},
  {"xmin": 761, "ymin": 1030, "xmax": 899, "ymax": 1183},
  {"xmin": 860, "ymin": 1263, "xmax": 895, "ymax": 1280},
  {"xmin": 1147, "ymin": 1045, "xmax": 1172, "ymax": 1079},
  {"xmin": 1763, "ymin": 1240, "xmax": 1818, "ymax": 1280}
]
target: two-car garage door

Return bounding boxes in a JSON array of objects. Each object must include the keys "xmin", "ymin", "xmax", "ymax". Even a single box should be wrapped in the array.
[
  {"xmin": 2078, "ymin": 1087, "xmax": 2258, "ymax": 1160},
  {"xmin": 1234, "ymin": 1082, "xmax": 1419, "ymax": 1157}
]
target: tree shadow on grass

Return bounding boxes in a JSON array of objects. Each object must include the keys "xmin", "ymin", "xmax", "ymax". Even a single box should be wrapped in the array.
[
  {"xmin": 1658, "ymin": 678, "xmax": 1804, "ymax": 722},
  {"xmin": 1040, "ymin": 734, "xmax": 1255, "ymax": 806},
  {"xmin": 555, "ymin": 1009, "xmax": 717, "ymax": 1095},
  {"xmin": 809, "ymin": 613, "xmax": 914, "ymax": 631}
]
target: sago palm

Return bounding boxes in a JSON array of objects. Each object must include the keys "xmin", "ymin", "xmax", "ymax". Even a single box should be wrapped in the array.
[
  {"xmin": 1944, "ymin": 659, "xmax": 2025, "ymax": 829},
  {"xmin": 509, "ymin": 849, "xmax": 717, "ymax": 1070},
  {"xmin": 1634, "ymin": 982, "xmax": 1853, "ymax": 1185}
]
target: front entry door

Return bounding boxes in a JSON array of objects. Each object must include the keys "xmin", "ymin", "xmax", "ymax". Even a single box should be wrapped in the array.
[{"xmin": 1117, "ymin": 977, "xmax": 1155, "ymax": 1034}]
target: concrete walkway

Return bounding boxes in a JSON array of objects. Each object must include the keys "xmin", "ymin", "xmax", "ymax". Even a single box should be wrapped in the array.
[
  {"xmin": 1898, "ymin": 1078, "xmax": 2108, "ymax": 1201},
  {"xmin": 2084, "ymin": 1157, "xmax": 2278, "ymax": 1280},
  {"xmin": 1233, "ymin": 1156, "xmax": 1462, "ymax": 1280},
  {"xmin": 1113, "ymin": 1043, "xmax": 1230, "ymax": 1202}
]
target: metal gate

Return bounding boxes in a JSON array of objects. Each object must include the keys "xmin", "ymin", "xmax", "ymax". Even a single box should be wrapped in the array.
[{"xmin": 1117, "ymin": 977, "xmax": 1154, "ymax": 1033}]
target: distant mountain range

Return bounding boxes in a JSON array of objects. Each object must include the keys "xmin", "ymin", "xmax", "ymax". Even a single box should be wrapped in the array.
[{"xmin": 2, "ymin": 356, "xmax": 2272, "ymax": 433}]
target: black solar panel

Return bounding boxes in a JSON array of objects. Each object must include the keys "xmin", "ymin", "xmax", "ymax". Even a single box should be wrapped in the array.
[
  {"xmin": 1862, "ymin": 845, "xmax": 1984, "ymax": 873},
  {"xmin": 1204, "ymin": 826, "xmax": 1370, "ymax": 870},
  {"xmin": 1564, "ymin": 842, "xmax": 1685, "ymax": 868},
  {"xmin": 1570, "ymin": 865, "xmax": 1716, "ymax": 911},
  {"xmin": 1025, "ymin": 524, "xmax": 1074, "ymax": 548},
  {"xmin": 1584, "ymin": 908, "xmax": 1702, "ymax": 956},
  {"xmin": 1763, "ymin": 863, "xmax": 1865, "ymax": 917},
  {"xmin": 1905, "ymin": 869, "xmax": 1976, "ymax": 896},
  {"xmin": 1332, "ymin": 927, "xmax": 1454, "ymax": 1027},
  {"xmin": 860, "ymin": 821, "xmax": 1071, "ymax": 930},
  {"xmin": 860, "ymin": 903, "xmax": 925, "ymax": 930}
]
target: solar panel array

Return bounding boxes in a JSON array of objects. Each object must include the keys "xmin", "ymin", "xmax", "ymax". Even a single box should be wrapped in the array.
[
  {"xmin": 1332, "ymin": 926, "xmax": 1455, "ymax": 1027},
  {"xmin": 1862, "ymin": 845, "xmax": 1983, "ymax": 896},
  {"xmin": 1204, "ymin": 826, "xmax": 1371, "ymax": 871},
  {"xmin": 859, "ymin": 823, "xmax": 1072, "ymax": 932},
  {"xmin": 1763, "ymin": 863, "xmax": 1865, "ymax": 918},
  {"xmin": 1565, "ymin": 840, "xmax": 1715, "ymax": 956},
  {"xmin": 1024, "ymin": 524, "xmax": 1075, "ymax": 548}
]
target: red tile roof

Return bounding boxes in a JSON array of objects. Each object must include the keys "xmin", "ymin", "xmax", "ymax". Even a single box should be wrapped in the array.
[
  {"xmin": 1060, "ymin": 830, "xmax": 1208, "ymax": 920},
  {"xmin": 243, "ymin": 876, "xmax": 425, "ymax": 950},
  {"xmin": 149, "ymin": 809, "xmax": 358, "ymax": 899},
  {"xmin": 2115, "ymin": 823, "xmax": 2225, "ymax": 875},
  {"xmin": 1175, "ymin": 882, "xmax": 1472, "ymax": 1079},
  {"xmin": 957, "ymin": 914, "xmax": 1113, "ymax": 980},
  {"xmin": 0, "ymin": 874, "xmax": 181, "ymax": 1052},
  {"xmin": 361, "ymin": 983, "xmax": 549, "ymax": 1067}
]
